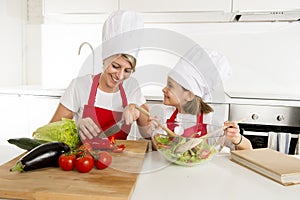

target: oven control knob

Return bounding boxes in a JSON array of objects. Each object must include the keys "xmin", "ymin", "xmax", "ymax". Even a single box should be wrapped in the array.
[
  {"xmin": 251, "ymin": 114, "xmax": 259, "ymax": 120},
  {"xmin": 276, "ymin": 115, "xmax": 284, "ymax": 121}
]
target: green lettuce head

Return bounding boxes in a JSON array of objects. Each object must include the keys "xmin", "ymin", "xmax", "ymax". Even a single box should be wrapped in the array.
[{"xmin": 32, "ymin": 118, "xmax": 80, "ymax": 150}]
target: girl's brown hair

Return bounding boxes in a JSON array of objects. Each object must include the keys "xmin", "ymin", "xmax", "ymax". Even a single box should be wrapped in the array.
[{"xmin": 181, "ymin": 87, "xmax": 214, "ymax": 115}]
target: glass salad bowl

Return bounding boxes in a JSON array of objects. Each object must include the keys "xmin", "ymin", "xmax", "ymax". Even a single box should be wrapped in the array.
[{"xmin": 151, "ymin": 122, "xmax": 226, "ymax": 167}]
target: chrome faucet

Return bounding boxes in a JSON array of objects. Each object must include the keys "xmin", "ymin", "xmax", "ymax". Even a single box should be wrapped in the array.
[{"xmin": 78, "ymin": 42, "xmax": 95, "ymax": 74}]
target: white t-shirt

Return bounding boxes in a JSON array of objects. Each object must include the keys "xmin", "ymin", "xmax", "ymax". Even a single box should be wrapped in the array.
[{"xmin": 60, "ymin": 74, "xmax": 146, "ymax": 123}]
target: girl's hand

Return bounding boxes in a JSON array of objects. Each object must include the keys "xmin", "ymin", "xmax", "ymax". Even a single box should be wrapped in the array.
[
  {"xmin": 78, "ymin": 117, "xmax": 101, "ymax": 140},
  {"xmin": 122, "ymin": 104, "xmax": 140, "ymax": 125},
  {"xmin": 224, "ymin": 121, "xmax": 242, "ymax": 144}
]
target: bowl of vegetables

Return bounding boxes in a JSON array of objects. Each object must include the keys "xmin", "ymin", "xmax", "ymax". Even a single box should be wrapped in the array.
[{"xmin": 152, "ymin": 122, "xmax": 226, "ymax": 167}]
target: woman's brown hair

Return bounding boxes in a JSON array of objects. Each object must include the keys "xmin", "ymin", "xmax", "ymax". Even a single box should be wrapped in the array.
[{"xmin": 122, "ymin": 54, "xmax": 136, "ymax": 72}]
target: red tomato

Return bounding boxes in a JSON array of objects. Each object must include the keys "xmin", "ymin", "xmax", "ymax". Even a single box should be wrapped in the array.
[
  {"xmin": 75, "ymin": 155, "xmax": 94, "ymax": 173},
  {"xmin": 58, "ymin": 153, "xmax": 76, "ymax": 171},
  {"xmin": 95, "ymin": 151, "xmax": 112, "ymax": 170},
  {"xmin": 198, "ymin": 148, "xmax": 211, "ymax": 159}
]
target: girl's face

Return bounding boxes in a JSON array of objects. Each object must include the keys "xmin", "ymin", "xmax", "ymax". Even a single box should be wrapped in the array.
[
  {"xmin": 100, "ymin": 55, "xmax": 133, "ymax": 92},
  {"xmin": 162, "ymin": 77, "xmax": 191, "ymax": 112}
]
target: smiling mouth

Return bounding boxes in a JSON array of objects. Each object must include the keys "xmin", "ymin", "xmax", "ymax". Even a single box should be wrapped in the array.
[{"xmin": 111, "ymin": 75, "xmax": 120, "ymax": 83}]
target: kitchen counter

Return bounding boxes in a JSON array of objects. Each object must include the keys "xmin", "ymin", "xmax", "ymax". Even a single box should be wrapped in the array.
[
  {"xmin": 1, "ymin": 145, "xmax": 299, "ymax": 200},
  {"xmin": 132, "ymin": 151, "xmax": 300, "ymax": 200},
  {"xmin": 0, "ymin": 85, "xmax": 65, "ymax": 97}
]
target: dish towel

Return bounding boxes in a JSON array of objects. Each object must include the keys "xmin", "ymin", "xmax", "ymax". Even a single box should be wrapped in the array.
[
  {"xmin": 277, "ymin": 132, "xmax": 291, "ymax": 154},
  {"xmin": 267, "ymin": 132, "xmax": 278, "ymax": 151},
  {"xmin": 295, "ymin": 134, "xmax": 300, "ymax": 155}
]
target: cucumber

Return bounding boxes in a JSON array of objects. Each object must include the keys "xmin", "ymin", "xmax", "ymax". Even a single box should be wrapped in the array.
[{"xmin": 7, "ymin": 137, "xmax": 47, "ymax": 151}]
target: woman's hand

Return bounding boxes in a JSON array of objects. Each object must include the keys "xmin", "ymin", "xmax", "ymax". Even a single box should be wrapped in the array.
[
  {"xmin": 224, "ymin": 121, "xmax": 242, "ymax": 144},
  {"xmin": 78, "ymin": 117, "xmax": 101, "ymax": 140},
  {"xmin": 122, "ymin": 104, "xmax": 140, "ymax": 125}
]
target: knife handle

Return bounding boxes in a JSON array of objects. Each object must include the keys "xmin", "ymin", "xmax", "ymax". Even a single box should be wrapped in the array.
[{"xmin": 135, "ymin": 105, "xmax": 177, "ymax": 137}]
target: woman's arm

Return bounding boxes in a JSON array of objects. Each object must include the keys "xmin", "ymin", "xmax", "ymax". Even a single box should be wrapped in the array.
[
  {"xmin": 135, "ymin": 103, "xmax": 151, "ymax": 138},
  {"xmin": 50, "ymin": 103, "xmax": 74, "ymax": 123},
  {"xmin": 122, "ymin": 103, "xmax": 151, "ymax": 139}
]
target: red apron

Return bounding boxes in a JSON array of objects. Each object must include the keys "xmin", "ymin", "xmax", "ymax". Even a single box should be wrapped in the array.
[
  {"xmin": 82, "ymin": 74, "xmax": 131, "ymax": 140},
  {"xmin": 166, "ymin": 109, "xmax": 207, "ymax": 138}
]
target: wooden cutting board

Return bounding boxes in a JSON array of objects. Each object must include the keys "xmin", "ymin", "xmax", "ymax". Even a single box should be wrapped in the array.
[{"xmin": 0, "ymin": 140, "xmax": 149, "ymax": 200}]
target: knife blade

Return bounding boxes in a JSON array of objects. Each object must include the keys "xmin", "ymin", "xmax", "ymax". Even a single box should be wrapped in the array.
[{"xmin": 99, "ymin": 120, "xmax": 124, "ymax": 138}]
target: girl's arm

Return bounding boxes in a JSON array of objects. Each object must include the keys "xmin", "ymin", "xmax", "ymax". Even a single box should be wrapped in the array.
[{"xmin": 224, "ymin": 121, "xmax": 253, "ymax": 150}]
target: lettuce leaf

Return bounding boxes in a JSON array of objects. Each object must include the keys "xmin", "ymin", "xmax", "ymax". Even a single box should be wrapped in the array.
[{"xmin": 32, "ymin": 118, "xmax": 80, "ymax": 150}]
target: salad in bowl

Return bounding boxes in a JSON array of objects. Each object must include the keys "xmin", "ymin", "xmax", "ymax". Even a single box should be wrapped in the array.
[{"xmin": 152, "ymin": 122, "xmax": 226, "ymax": 167}]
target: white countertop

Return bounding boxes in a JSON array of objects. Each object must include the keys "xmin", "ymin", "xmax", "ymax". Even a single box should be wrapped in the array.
[
  {"xmin": 131, "ymin": 151, "xmax": 300, "ymax": 200},
  {"xmin": 1, "ymin": 145, "xmax": 299, "ymax": 200},
  {"xmin": 0, "ymin": 85, "xmax": 65, "ymax": 97}
]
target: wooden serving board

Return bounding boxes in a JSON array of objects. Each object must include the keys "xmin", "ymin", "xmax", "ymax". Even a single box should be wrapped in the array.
[{"xmin": 0, "ymin": 140, "xmax": 149, "ymax": 200}]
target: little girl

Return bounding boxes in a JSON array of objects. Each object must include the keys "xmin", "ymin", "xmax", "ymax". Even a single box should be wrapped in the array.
[{"xmin": 158, "ymin": 45, "xmax": 252, "ymax": 150}]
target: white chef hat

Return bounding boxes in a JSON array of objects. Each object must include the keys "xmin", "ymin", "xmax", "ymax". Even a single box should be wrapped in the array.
[
  {"xmin": 168, "ymin": 45, "xmax": 232, "ymax": 102},
  {"xmin": 102, "ymin": 10, "xmax": 144, "ymax": 61}
]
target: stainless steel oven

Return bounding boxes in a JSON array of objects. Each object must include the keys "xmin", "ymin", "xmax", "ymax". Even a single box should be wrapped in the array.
[{"xmin": 229, "ymin": 104, "xmax": 300, "ymax": 154}]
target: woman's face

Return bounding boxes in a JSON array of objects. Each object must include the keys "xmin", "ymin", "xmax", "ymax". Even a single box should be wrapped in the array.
[
  {"xmin": 100, "ymin": 55, "xmax": 133, "ymax": 92},
  {"xmin": 162, "ymin": 77, "xmax": 190, "ymax": 111}
]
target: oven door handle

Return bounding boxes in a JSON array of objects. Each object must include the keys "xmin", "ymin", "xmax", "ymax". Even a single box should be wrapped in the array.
[
  {"xmin": 242, "ymin": 130, "xmax": 269, "ymax": 137},
  {"xmin": 242, "ymin": 130, "xmax": 299, "ymax": 138}
]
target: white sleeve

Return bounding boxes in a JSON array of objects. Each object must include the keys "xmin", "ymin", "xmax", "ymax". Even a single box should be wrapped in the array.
[
  {"xmin": 60, "ymin": 75, "xmax": 92, "ymax": 113},
  {"xmin": 123, "ymin": 77, "xmax": 146, "ymax": 106},
  {"xmin": 60, "ymin": 78, "xmax": 80, "ymax": 113}
]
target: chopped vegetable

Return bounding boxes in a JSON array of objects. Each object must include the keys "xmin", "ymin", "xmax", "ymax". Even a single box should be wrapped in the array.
[
  {"xmin": 153, "ymin": 134, "xmax": 219, "ymax": 166},
  {"xmin": 32, "ymin": 118, "xmax": 80, "ymax": 150}
]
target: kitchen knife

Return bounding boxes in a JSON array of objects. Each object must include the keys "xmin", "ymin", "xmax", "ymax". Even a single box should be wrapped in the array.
[{"xmin": 99, "ymin": 120, "xmax": 124, "ymax": 138}]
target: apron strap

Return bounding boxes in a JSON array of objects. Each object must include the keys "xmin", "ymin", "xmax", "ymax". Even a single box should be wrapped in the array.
[
  {"xmin": 119, "ymin": 83, "xmax": 128, "ymax": 108},
  {"xmin": 87, "ymin": 74, "xmax": 100, "ymax": 106},
  {"xmin": 167, "ymin": 109, "xmax": 178, "ymax": 123}
]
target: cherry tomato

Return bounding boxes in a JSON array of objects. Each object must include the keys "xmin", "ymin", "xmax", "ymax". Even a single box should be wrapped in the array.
[
  {"xmin": 95, "ymin": 151, "xmax": 112, "ymax": 170},
  {"xmin": 198, "ymin": 148, "xmax": 211, "ymax": 159},
  {"xmin": 75, "ymin": 155, "xmax": 94, "ymax": 173},
  {"xmin": 58, "ymin": 153, "xmax": 76, "ymax": 171}
]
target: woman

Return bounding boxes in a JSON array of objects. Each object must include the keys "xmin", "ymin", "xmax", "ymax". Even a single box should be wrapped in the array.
[
  {"xmin": 50, "ymin": 10, "xmax": 150, "ymax": 141},
  {"xmin": 158, "ymin": 45, "xmax": 252, "ymax": 150}
]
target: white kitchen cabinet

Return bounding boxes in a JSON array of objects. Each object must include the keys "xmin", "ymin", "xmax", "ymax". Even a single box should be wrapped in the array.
[
  {"xmin": 232, "ymin": 0, "xmax": 300, "ymax": 22},
  {"xmin": 43, "ymin": 0, "xmax": 119, "ymax": 23},
  {"xmin": 0, "ymin": 94, "xmax": 60, "ymax": 145},
  {"xmin": 120, "ymin": 0, "xmax": 233, "ymax": 22},
  {"xmin": 26, "ymin": 96, "xmax": 60, "ymax": 134},
  {"xmin": 120, "ymin": 0, "xmax": 231, "ymax": 12},
  {"xmin": 0, "ymin": 95, "xmax": 28, "ymax": 144},
  {"xmin": 233, "ymin": 0, "xmax": 300, "ymax": 11},
  {"xmin": 42, "ymin": 0, "xmax": 233, "ymax": 23},
  {"xmin": 44, "ymin": 0, "xmax": 118, "ymax": 14}
]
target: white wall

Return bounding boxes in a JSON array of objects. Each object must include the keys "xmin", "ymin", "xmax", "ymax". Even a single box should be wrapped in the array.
[
  {"xmin": 34, "ymin": 22, "xmax": 300, "ymax": 100},
  {"xmin": 2, "ymin": 1, "xmax": 300, "ymax": 100},
  {"xmin": 0, "ymin": 0, "xmax": 26, "ymax": 86}
]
